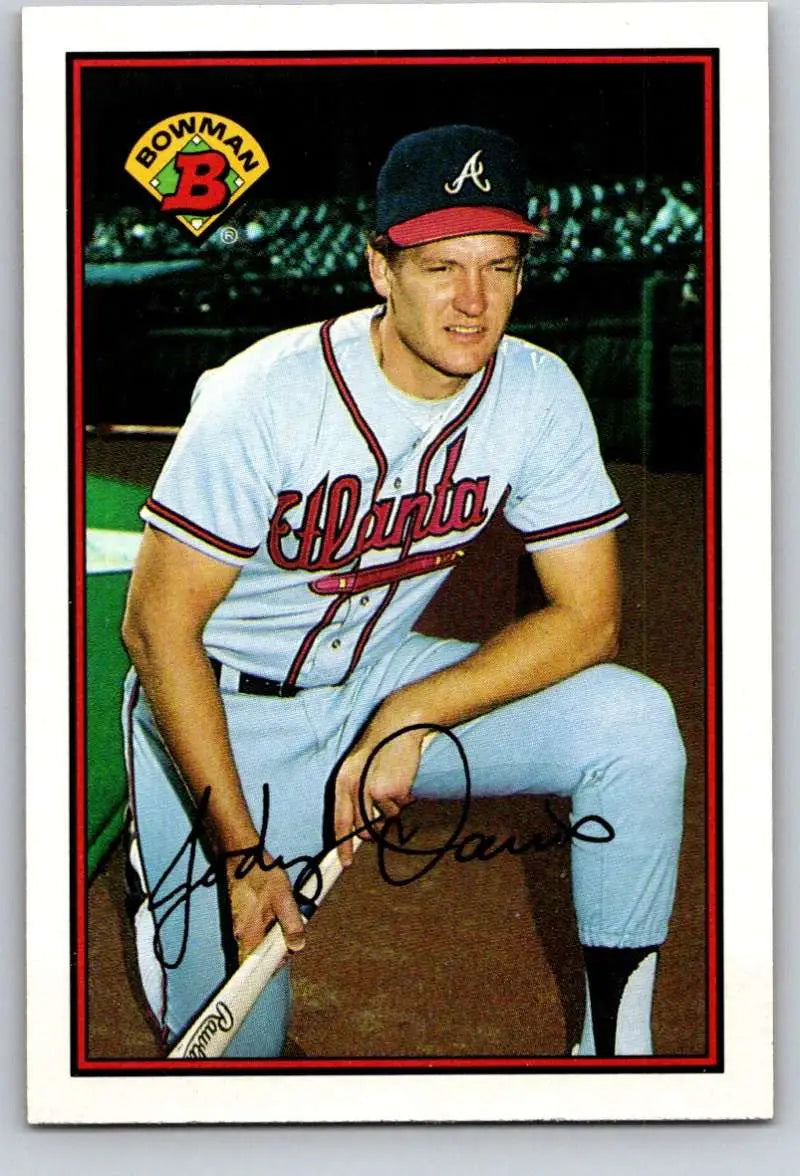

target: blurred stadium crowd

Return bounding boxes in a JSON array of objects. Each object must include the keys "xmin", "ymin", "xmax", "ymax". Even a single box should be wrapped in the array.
[
  {"xmin": 85, "ymin": 177, "xmax": 703, "ymax": 311},
  {"xmin": 83, "ymin": 177, "xmax": 705, "ymax": 468}
]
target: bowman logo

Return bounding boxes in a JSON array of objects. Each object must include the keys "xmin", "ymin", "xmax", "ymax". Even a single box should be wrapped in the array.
[{"xmin": 125, "ymin": 112, "xmax": 269, "ymax": 239}]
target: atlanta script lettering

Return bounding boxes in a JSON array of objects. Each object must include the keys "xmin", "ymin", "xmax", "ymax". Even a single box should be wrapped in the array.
[{"xmin": 267, "ymin": 432, "xmax": 489, "ymax": 571}]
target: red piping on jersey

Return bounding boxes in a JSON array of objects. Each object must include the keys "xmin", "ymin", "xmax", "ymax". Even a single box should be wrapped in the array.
[
  {"xmin": 519, "ymin": 502, "xmax": 626, "ymax": 544},
  {"xmin": 286, "ymin": 322, "xmax": 495, "ymax": 687},
  {"xmin": 342, "ymin": 580, "xmax": 401, "ymax": 683},
  {"xmin": 320, "ymin": 318, "xmax": 389, "ymax": 498},
  {"xmin": 283, "ymin": 594, "xmax": 350, "ymax": 689},
  {"xmin": 414, "ymin": 355, "xmax": 496, "ymax": 494},
  {"xmin": 123, "ymin": 676, "xmax": 139, "ymax": 817},
  {"xmin": 340, "ymin": 354, "xmax": 497, "ymax": 682},
  {"xmin": 124, "ymin": 676, "xmax": 170, "ymax": 1047},
  {"xmin": 145, "ymin": 497, "xmax": 259, "ymax": 560},
  {"xmin": 309, "ymin": 544, "xmax": 466, "ymax": 595},
  {"xmin": 282, "ymin": 318, "xmax": 394, "ymax": 688}
]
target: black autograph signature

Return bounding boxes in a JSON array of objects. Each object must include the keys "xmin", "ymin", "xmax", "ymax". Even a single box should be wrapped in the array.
[{"xmin": 145, "ymin": 723, "xmax": 614, "ymax": 970}]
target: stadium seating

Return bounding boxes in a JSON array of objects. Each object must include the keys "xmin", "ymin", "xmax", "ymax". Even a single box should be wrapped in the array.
[{"xmin": 85, "ymin": 180, "xmax": 703, "ymax": 307}]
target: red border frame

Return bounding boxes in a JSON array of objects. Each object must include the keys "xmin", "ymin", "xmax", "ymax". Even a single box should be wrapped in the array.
[{"xmin": 71, "ymin": 51, "xmax": 720, "ymax": 1075}]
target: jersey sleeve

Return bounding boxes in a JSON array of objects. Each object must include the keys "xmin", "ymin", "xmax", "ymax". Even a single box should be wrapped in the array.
[
  {"xmin": 503, "ymin": 353, "xmax": 628, "ymax": 552},
  {"xmin": 140, "ymin": 366, "xmax": 279, "ymax": 566}
]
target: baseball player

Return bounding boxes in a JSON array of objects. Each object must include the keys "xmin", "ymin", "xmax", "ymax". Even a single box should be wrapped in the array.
[{"xmin": 121, "ymin": 125, "xmax": 686, "ymax": 1059}]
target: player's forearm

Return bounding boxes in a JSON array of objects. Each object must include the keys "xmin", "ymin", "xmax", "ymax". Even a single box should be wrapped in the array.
[
  {"xmin": 384, "ymin": 602, "xmax": 619, "ymax": 733},
  {"xmin": 123, "ymin": 625, "xmax": 259, "ymax": 854}
]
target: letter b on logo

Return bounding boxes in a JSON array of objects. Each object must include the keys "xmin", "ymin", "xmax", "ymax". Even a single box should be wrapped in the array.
[{"xmin": 161, "ymin": 150, "xmax": 230, "ymax": 213}]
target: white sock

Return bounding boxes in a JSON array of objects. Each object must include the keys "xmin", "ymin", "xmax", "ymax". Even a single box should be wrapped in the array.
[
  {"xmin": 576, "ymin": 948, "xmax": 658, "ymax": 1056},
  {"xmin": 577, "ymin": 973, "xmax": 596, "ymax": 1055},
  {"xmin": 614, "ymin": 951, "xmax": 656, "ymax": 1055}
]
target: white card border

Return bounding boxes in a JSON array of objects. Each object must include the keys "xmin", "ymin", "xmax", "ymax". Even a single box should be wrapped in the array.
[{"xmin": 23, "ymin": 1, "xmax": 772, "ymax": 1124}]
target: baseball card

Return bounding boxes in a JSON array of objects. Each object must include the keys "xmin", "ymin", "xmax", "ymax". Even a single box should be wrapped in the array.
[{"xmin": 23, "ymin": 2, "xmax": 772, "ymax": 1124}]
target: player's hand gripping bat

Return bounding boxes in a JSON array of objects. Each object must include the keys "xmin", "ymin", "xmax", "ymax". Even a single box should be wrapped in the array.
[{"xmin": 167, "ymin": 835, "xmax": 355, "ymax": 1060}]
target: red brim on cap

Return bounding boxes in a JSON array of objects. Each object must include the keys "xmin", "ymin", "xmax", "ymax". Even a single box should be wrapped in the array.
[{"xmin": 387, "ymin": 205, "xmax": 547, "ymax": 247}]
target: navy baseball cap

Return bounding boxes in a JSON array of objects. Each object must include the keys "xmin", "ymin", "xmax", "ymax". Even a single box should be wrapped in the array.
[{"xmin": 376, "ymin": 124, "xmax": 546, "ymax": 247}]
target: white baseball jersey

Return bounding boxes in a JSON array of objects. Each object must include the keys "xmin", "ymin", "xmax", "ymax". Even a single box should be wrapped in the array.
[{"xmin": 141, "ymin": 306, "xmax": 627, "ymax": 688}]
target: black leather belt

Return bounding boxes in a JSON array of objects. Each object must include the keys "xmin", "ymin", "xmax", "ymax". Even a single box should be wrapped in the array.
[{"xmin": 209, "ymin": 657, "xmax": 300, "ymax": 699}]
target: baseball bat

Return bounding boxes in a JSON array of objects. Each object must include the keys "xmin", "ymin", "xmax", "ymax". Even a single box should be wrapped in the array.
[
  {"xmin": 167, "ymin": 838, "xmax": 352, "ymax": 1060},
  {"xmin": 168, "ymin": 735, "xmax": 435, "ymax": 1060}
]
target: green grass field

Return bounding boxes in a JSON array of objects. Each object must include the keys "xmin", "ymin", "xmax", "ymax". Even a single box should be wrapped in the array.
[{"xmin": 86, "ymin": 473, "xmax": 148, "ymax": 877}]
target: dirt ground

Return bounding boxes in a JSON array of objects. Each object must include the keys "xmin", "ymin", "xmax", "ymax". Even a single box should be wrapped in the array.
[{"xmin": 85, "ymin": 456, "xmax": 707, "ymax": 1060}]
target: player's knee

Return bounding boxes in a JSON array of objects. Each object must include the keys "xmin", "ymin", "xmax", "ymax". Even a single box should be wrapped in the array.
[{"xmin": 583, "ymin": 664, "xmax": 687, "ymax": 788}]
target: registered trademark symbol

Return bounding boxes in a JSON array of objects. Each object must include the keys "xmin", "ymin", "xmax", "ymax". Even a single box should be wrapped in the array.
[{"xmin": 220, "ymin": 226, "xmax": 239, "ymax": 244}]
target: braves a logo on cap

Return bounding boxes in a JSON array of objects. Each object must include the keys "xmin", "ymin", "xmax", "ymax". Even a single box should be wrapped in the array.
[
  {"xmin": 444, "ymin": 150, "xmax": 492, "ymax": 195},
  {"xmin": 125, "ymin": 112, "xmax": 269, "ymax": 240}
]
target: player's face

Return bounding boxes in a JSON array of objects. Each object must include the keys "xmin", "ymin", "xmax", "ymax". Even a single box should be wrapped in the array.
[{"xmin": 368, "ymin": 233, "xmax": 523, "ymax": 399}]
